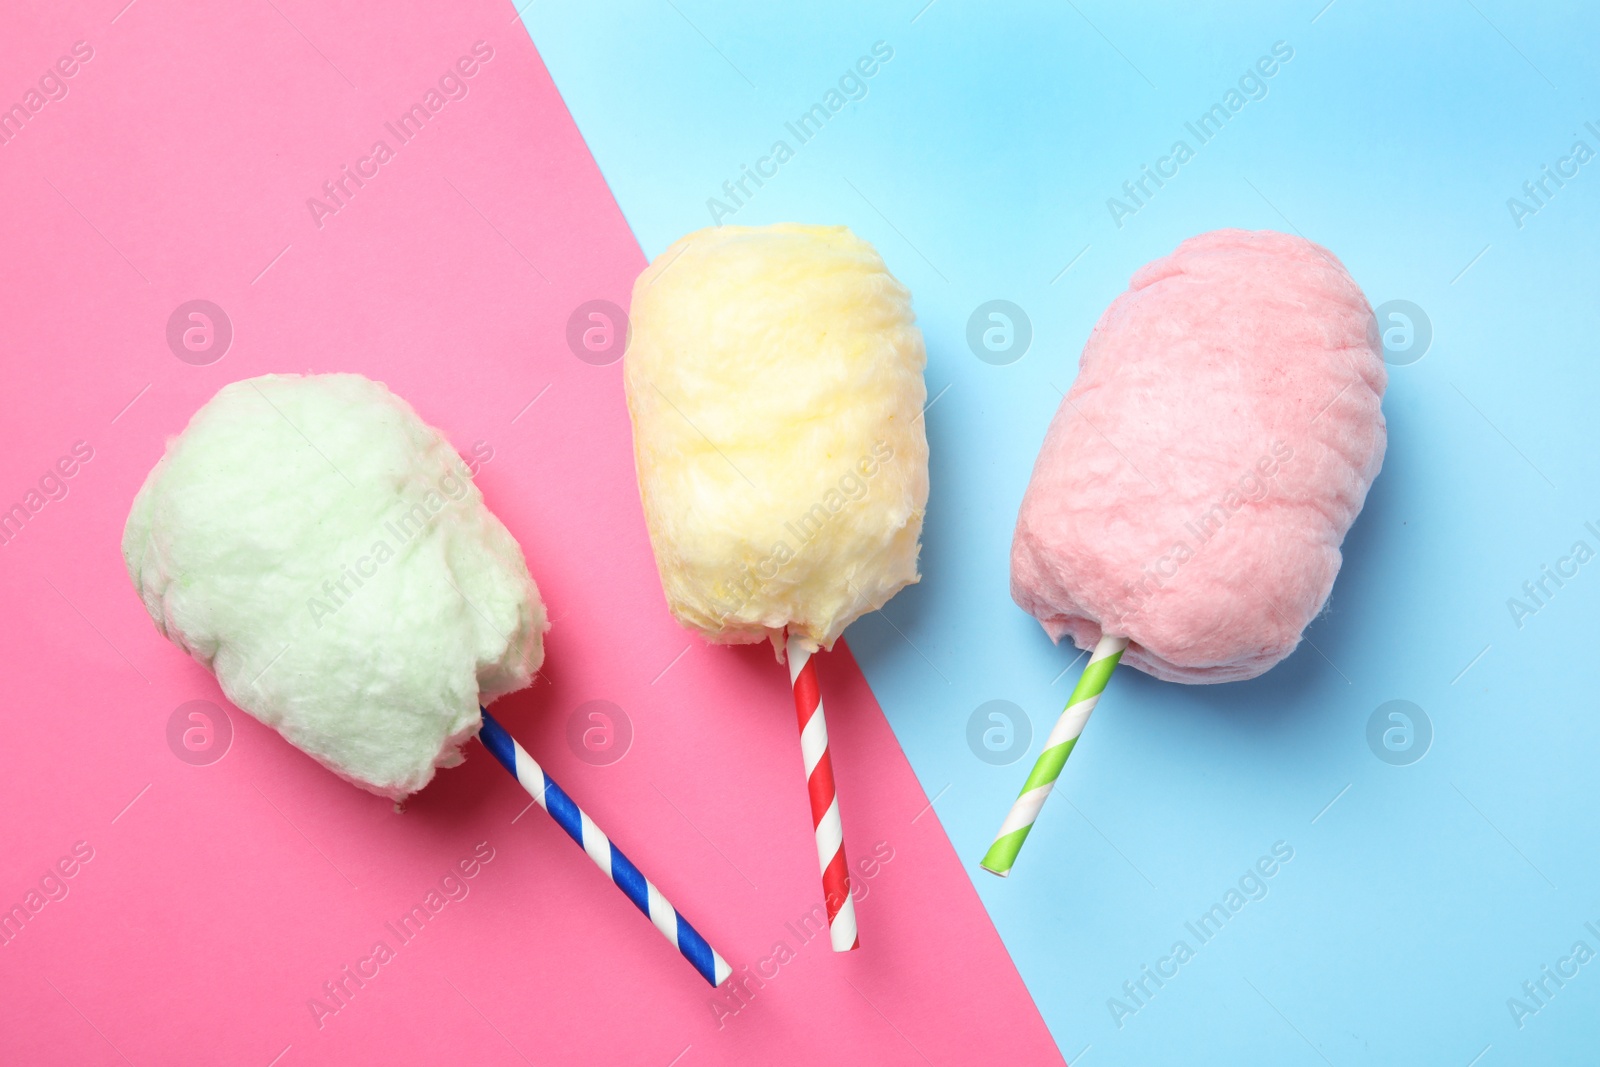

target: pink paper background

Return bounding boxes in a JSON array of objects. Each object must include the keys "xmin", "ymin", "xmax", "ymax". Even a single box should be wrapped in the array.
[{"xmin": 0, "ymin": 0, "xmax": 1061, "ymax": 1062}]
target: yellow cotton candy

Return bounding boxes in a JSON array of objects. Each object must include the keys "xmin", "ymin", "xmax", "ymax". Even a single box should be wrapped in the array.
[{"xmin": 624, "ymin": 223, "xmax": 930, "ymax": 654}]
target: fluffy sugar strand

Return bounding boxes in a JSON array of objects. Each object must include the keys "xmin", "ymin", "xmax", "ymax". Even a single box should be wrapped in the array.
[
  {"xmin": 625, "ymin": 224, "xmax": 930, "ymax": 654},
  {"xmin": 1011, "ymin": 230, "xmax": 1387, "ymax": 682},
  {"xmin": 123, "ymin": 373, "xmax": 547, "ymax": 798}
]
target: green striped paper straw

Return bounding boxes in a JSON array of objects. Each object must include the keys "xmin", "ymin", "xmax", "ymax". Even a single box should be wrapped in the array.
[{"xmin": 981, "ymin": 633, "xmax": 1128, "ymax": 877}]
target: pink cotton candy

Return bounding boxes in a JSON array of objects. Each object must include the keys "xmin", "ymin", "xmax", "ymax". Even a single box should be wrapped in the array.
[{"xmin": 1011, "ymin": 229, "xmax": 1387, "ymax": 683}]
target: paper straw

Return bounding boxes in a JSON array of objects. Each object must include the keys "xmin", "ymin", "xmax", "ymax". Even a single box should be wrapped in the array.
[
  {"xmin": 478, "ymin": 709, "xmax": 732, "ymax": 986},
  {"xmin": 980, "ymin": 633, "xmax": 1128, "ymax": 877},
  {"xmin": 786, "ymin": 634, "xmax": 859, "ymax": 951}
]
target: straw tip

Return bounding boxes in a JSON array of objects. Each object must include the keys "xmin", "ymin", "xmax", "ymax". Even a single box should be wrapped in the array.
[{"xmin": 979, "ymin": 862, "xmax": 1011, "ymax": 878}]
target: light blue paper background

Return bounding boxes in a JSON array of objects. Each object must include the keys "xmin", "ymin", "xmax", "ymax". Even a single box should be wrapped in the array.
[{"xmin": 522, "ymin": 2, "xmax": 1600, "ymax": 1062}]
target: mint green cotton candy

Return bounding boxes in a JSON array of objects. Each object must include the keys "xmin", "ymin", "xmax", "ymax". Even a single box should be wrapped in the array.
[{"xmin": 122, "ymin": 374, "xmax": 547, "ymax": 799}]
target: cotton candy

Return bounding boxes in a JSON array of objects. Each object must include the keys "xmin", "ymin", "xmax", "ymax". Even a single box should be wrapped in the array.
[
  {"xmin": 122, "ymin": 373, "xmax": 547, "ymax": 798},
  {"xmin": 625, "ymin": 223, "xmax": 930, "ymax": 654},
  {"xmin": 1011, "ymin": 229, "xmax": 1386, "ymax": 683}
]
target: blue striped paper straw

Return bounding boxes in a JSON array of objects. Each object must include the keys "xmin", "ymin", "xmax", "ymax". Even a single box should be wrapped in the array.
[{"xmin": 478, "ymin": 709, "xmax": 732, "ymax": 987}]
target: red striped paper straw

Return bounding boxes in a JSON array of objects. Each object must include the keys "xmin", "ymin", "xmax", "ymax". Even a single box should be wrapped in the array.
[{"xmin": 786, "ymin": 632, "xmax": 859, "ymax": 952}]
